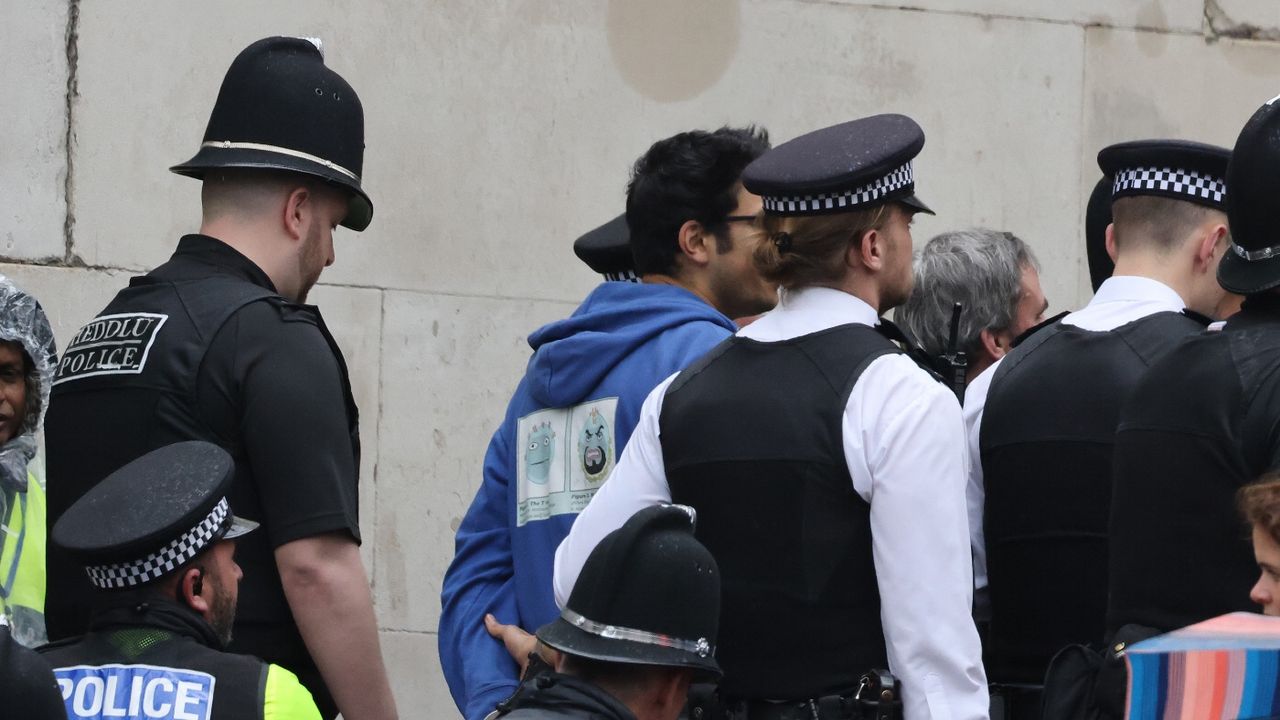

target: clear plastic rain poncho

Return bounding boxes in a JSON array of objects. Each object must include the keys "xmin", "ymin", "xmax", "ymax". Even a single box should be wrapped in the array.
[{"xmin": 0, "ymin": 275, "xmax": 56, "ymax": 494}]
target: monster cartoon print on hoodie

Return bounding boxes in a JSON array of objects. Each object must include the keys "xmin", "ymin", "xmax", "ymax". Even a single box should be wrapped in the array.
[
  {"xmin": 525, "ymin": 422, "xmax": 555, "ymax": 485},
  {"xmin": 578, "ymin": 407, "xmax": 611, "ymax": 481}
]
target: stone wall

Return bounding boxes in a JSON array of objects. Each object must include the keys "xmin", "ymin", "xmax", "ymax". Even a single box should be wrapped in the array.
[{"xmin": 4, "ymin": 0, "xmax": 1280, "ymax": 714}]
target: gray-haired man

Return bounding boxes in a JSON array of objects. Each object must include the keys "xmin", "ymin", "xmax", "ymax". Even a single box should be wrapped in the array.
[
  {"xmin": 897, "ymin": 228, "xmax": 1047, "ymax": 624},
  {"xmin": 898, "ymin": 229, "xmax": 1048, "ymax": 386}
]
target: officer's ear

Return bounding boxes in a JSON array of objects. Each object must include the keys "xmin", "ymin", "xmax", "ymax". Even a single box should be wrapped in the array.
[
  {"xmin": 1104, "ymin": 223, "xmax": 1119, "ymax": 263},
  {"xmin": 851, "ymin": 227, "xmax": 884, "ymax": 272},
  {"xmin": 655, "ymin": 668, "xmax": 694, "ymax": 717},
  {"xmin": 281, "ymin": 185, "xmax": 313, "ymax": 243},
  {"xmin": 179, "ymin": 566, "xmax": 211, "ymax": 615},
  {"xmin": 1195, "ymin": 222, "xmax": 1229, "ymax": 272}
]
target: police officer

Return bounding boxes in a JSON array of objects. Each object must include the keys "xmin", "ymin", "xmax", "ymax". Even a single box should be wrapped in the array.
[
  {"xmin": 43, "ymin": 37, "xmax": 395, "ymax": 720},
  {"xmin": 555, "ymin": 115, "xmax": 987, "ymax": 720},
  {"xmin": 1108, "ymin": 98, "xmax": 1280, "ymax": 650},
  {"xmin": 493, "ymin": 505, "xmax": 720, "ymax": 720},
  {"xmin": 574, "ymin": 214, "xmax": 638, "ymax": 282},
  {"xmin": 39, "ymin": 441, "xmax": 321, "ymax": 719},
  {"xmin": 969, "ymin": 140, "xmax": 1233, "ymax": 716}
]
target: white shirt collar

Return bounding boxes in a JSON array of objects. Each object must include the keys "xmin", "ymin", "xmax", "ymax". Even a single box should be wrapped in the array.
[
  {"xmin": 1061, "ymin": 275, "xmax": 1186, "ymax": 332},
  {"xmin": 1087, "ymin": 275, "xmax": 1185, "ymax": 310},
  {"xmin": 740, "ymin": 286, "xmax": 880, "ymax": 342}
]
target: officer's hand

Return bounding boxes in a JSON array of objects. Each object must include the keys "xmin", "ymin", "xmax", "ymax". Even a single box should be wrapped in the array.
[{"xmin": 485, "ymin": 613, "xmax": 539, "ymax": 675}]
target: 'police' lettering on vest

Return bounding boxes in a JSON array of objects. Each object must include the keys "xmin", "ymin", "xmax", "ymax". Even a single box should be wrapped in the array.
[
  {"xmin": 53, "ymin": 663, "xmax": 214, "ymax": 720},
  {"xmin": 53, "ymin": 313, "xmax": 168, "ymax": 386}
]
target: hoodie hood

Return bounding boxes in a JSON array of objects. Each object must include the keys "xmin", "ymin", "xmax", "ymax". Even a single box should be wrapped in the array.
[
  {"xmin": 0, "ymin": 276, "xmax": 56, "ymax": 493},
  {"xmin": 525, "ymin": 283, "xmax": 735, "ymax": 407}
]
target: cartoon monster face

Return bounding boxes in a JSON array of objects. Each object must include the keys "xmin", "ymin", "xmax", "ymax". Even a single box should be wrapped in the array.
[
  {"xmin": 578, "ymin": 407, "xmax": 612, "ymax": 481},
  {"xmin": 525, "ymin": 422, "xmax": 555, "ymax": 484}
]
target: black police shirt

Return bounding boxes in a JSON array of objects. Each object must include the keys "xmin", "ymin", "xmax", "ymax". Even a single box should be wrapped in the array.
[{"xmin": 45, "ymin": 235, "xmax": 360, "ymax": 678}]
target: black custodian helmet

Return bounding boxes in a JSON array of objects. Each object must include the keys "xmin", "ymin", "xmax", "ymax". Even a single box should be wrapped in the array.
[
  {"xmin": 171, "ymin": 36, "xmax": 373, "ymax": 231},
  {"xmin": 537, "ymin": 505, "xmax": 722, "ymax": 679},
  {"xmin": 1219, "ymin": 97, "xmax": 1280, "ymax": 295}
]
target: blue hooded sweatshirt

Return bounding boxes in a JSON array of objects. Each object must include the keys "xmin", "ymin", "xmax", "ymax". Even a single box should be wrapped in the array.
[{"xmin": 439, "ymin": 282, "xmax": 736, "ymax": 720}]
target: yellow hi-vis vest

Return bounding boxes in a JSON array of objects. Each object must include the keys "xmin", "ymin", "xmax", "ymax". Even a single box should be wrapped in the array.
[{"xmin": 1, "ymin": 470, "xmax": 46, "ymax": 645}]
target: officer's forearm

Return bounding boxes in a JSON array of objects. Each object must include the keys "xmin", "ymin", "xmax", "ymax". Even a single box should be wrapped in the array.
[{"xmin": 277, "ymin": 532, "xmax": 398, "ymax": 720}]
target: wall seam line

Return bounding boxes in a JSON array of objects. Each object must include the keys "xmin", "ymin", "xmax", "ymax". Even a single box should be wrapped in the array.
[
  {"xmin": 789, "ymin": 0, "xmax": 1206, "ymax": 36},
  {"xmin": 62, "ymin": 0, "xmax": 81, "ymax": 264}
]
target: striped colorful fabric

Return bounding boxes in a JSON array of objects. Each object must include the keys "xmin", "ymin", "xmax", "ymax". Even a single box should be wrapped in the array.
[{"xmin": 1126, "ymin": 613, "xmax": 1280, "ymax": 719}]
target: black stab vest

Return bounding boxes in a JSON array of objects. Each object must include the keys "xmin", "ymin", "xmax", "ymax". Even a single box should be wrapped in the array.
[
  {"xmin": 979, "ymin": 311, "xmax": 1206, "ymax": 683},
  {"xmin": 660, "ymin": 324, "xmax": 897, "ymax": 700},
  {"xmin": 39, "ymin": 603, "xmax": 270, "ymax": 720},
  {"xmin": 45, "ymin": 272, "xmax": 360, "ymax": 642},
  {"xmin": 1108, "ymin": 302, "xmax": 1280, "ymax": 635}
]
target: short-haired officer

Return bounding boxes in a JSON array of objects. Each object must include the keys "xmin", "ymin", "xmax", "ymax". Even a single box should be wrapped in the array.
[
  {"xmin": 574, "ymin": 214, "xmax": 638, "ymax": 282},
  {"xmin": 43, "ymin": 37, "xmax": 395, "ymax": 719},
  {"xmin": 556, "ymin": 115, "xmax": 987, "ymax": 720},
  {"xmin": 441, "ymin": 127, "xmax": 772, "ymax": 720},
  {"xmin": 39, "ymin": 441, "xmax": 321, "ymax": 719},
  {"xmin": 492, "ymin": 505, "xmax": 719, "ymax": 720},
  {"xmin": 968, "ymin": 140, "xmax": 1233, "ymax": 716}
]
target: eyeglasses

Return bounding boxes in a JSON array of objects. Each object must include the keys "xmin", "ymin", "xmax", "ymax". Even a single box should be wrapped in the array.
[{"xmin": 723, "ymin": 215, "xmax": 759, "ymax": 224}]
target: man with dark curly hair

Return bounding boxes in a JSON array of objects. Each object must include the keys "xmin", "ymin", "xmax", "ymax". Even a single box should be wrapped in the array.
[{"xmin": 441, "ymin": 126, "xmax": 776, "ymax": 720}]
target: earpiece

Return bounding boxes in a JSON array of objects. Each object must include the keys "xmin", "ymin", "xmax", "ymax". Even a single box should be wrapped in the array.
[{"xmin": 192, "ymin": 570, "xmax": 204, "ymax": 596}]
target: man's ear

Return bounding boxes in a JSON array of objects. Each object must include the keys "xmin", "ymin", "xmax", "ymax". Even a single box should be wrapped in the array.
[
  {"xmin": 979, "ymin": 326, "xmax": 1009, "ymax": 361},
  {"xmin": 179, "ymin": 567, "xmax": 211, "ymax": 615},
  {"xmin": 848, "ymin": 228, "xmax": 883, "ymax": 271},
  {"xmin": 676, "ymin": 219, "xmax": 713, "ymax": 268},
  {"xmin": 1105, "ymin": 223, "xmax": 1118, "ymax": 263},
  {"xmin": 656, "ymin": 670, "xmax": 694, "ymax": 716},
  {"xmin": 282, "ymin": 186, "xmax": 312, "ymax": 242},
  {"xmin": 1196, "ymin": 223, "xmax": 1229, "ymax": 271}
]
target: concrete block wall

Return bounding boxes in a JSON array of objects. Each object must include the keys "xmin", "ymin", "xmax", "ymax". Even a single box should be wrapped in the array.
[{"xmin": 6, "ymin": 0, "xmax": 1280, "ymax": 715}]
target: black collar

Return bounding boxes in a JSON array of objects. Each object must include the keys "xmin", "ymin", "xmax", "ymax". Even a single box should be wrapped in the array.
[
  {"xmin": 141, "ymin": 234, "xmax": 278, "ymax": 295},
  {"xmin": 89, "ymin": 595, "xmax": 224, "ymax": 650},
  {"xmin": 497, "ymin": 672, "xmax": 637, "ymax": 720}
]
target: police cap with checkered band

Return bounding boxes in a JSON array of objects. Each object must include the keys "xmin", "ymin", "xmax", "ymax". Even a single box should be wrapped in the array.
[
  {"xmin": 741, "ymin": 114, "xmax": 934, "ymax": 217},
  {"xmin": 573, "ymin": 214, "xmax": 637, "ymax": 282},
  {"xmin": 1097, "ymin": 139, "xmax": 1230, "ymax": 212},
  {"xmin": 1219, "ymin": 96, "xmax": 1280, "ymax": 295},
  {"xmin": 52, "ymin": 441, "xmax": 258, "ymax": 591}
]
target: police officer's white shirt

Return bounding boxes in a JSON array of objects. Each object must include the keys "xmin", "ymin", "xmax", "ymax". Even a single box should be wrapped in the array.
[
  {"xmin": 554, "ymin": 286, "xmax": 989, "ymax": 720},
  {"xmin": 963, "ymin": 275, "xmax": 1187, "ymax": 591}
]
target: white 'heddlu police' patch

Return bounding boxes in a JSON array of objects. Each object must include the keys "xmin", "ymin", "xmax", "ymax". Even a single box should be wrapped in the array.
[
  {"xmin": 53, "ymin": 663, "xmax": 214, "ymax": 719},
  {"xmin": 516, "ymin": 397, "xmax": 618, "ymax": 527},
  {"xmin": 53, "ymin": 313, "xmax": 168, "ymax": 386}
]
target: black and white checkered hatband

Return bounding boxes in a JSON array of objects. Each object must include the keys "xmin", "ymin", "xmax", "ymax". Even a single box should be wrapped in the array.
[
  {"xmin": 604, "ymin": 269, "xmax": 640, "ymax": 283},
  {"xmin": 1112, "ymin": 166, "xmax": 1226, "ymax": 205},
  {"xmin": 761, "ymin": 162, "xmax": 915, "ymax": 216},
  {"xmin": 84, "ymin": 497, "xmax": 230, "ymax": 589}
]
